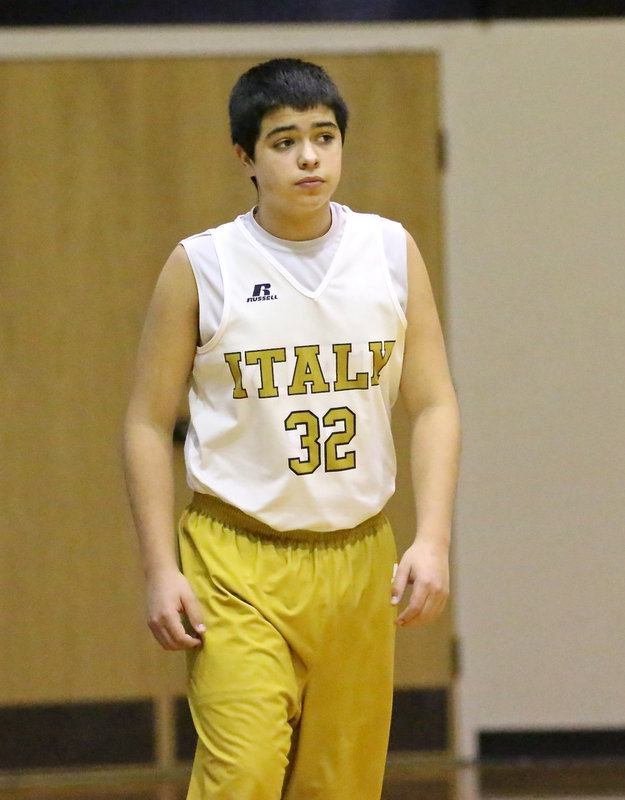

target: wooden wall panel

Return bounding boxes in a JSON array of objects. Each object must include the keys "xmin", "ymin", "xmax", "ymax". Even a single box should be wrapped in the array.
[{"xmin": 0, "ymin": 53, "xmax": 448, "ymax": 705}]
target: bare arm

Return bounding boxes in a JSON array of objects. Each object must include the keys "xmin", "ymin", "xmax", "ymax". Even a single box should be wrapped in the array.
[
  {"xmin": 123, "ymin": 245, "xmax": 205, "ymax": 650},
  {"xmin": 391, "ymin": 231, "xmax": 461, "ymax": 626}
]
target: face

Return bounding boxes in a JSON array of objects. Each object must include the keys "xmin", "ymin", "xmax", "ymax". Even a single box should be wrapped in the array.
[{"xmin": 236, "ymin": 105, "xmax": 342, "ymax": 217}]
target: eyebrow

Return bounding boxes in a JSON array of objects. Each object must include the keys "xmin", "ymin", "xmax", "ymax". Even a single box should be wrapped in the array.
[{"xmin": 264, "ymin": 121, "xmax": 339, "ymax": 139}]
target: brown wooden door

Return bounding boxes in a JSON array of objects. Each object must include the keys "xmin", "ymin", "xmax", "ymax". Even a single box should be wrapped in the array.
[{"xmin": 0, "ymin": 52, "xmax": 450, "ymax": 752}]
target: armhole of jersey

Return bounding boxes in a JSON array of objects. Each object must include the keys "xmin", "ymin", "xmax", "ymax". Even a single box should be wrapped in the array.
[
  {"xmin": 180, "ymin": 232, "xmax": 229, "ymax": 354},
  {"xmin": 375, "ymin": 216, "xmax": 408, "ymax": 329},
  {"xmin": 199, "ymin": 226, "xmax": 231, "ymax": 352}
]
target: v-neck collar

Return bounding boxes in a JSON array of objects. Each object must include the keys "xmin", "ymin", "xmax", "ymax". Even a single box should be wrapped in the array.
[{"xmin": 234, "ymin": 207, "xmax": 352, "ymax": 300}]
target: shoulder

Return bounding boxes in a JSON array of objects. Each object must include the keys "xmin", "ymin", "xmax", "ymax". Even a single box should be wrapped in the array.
[
  {"xmin": 180, "ymin": 215, "xmax": 246, "ymax": 245},
  {"xmin": 179, "ymin": 226, "xmax": 215, "ymax": 255},
  {"xmin": 343, "ymin": 205, "xmax": 407, "ymax": 259},
  {"xmin": 404, "ymin": 230, "xmax": 438, "ymax": 326},
  {"xmin": 338, "ymin": 204, "xmax": 381, "ymax": 226},
  {"xmin": 180, "ymin": 228, "xmax": 213, "ymax": 245},
  {"xmin": 404, "ymin": 229, "xmax": 425, "ymax": 265},
  {"xmin": 380, "ymin": 217, "xmax": 407, "ymax": 253},
  {"xmin": 339, "ymin": 205, "xmax": 404, "ymax": 236},
  {"xmin": 152, "ymin": 245, "xmax": 198, "ymax": 317}
]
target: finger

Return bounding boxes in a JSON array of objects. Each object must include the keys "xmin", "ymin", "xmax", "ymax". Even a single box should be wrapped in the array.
[
  {"xmin": 181, "ymin": 588, "xmax": 206, "ymax": 637},
  {"xmin": 166, "ymin": 613, "xmax": 203, "ymax": 649},
  {"xmin": 391, "ymin": 562, "xmax": 411, "ymax": 606},
  {"xmin": 396, "ymin": 603, "xmax": 428, "ymax": 627},
  {"xmin": 175, "ymin": 632, "xmax": 204, "ymax": 650},
  {"xmin": 397, "ymin": 588, "xmax": 448, "ymax": 627},
  {"xmin": 150, "ymin": 613, "xmax": 202, "ymax": 650},
  {"xmin": 424, "ymin": 591, "xmax": 448, "ymax": 622},
  {"xmin": 405, "ymin": 579, "xmax": 429, "ymax": 617},
  {"xmin": 395, "ymin": 579, "xmax": 431, "ymax": 626},
  {"xmin": 148, "ymin": 620, "xmax": 178, "ymax": 650},
  {"xmin": 399, "ymin": 597, "xmax": 434, "ymax": 627}
]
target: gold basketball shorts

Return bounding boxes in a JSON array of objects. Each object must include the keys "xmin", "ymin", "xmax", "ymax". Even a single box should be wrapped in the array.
[{"xmin": 178, "ymin": 493, "xmax": 398, "ymax": 800}]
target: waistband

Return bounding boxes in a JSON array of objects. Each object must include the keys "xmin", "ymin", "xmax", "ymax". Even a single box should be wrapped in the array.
[{"xmin": 188, "ymin": 492, "xmax": 387, "ymax": 543}]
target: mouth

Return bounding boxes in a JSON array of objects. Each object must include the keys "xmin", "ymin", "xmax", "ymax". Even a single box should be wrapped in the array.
[{"xmin": 295, "ymin": 177, "xmax": 325, "ymax": 187}]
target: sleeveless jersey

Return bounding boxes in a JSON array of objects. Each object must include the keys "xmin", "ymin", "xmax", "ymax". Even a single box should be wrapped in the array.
[{"xmin": 181, "ymin": 206, "xmax": 407, "ymax": 532}]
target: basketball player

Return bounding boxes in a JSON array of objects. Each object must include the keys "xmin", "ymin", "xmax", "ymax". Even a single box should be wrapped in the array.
[{"xmin": 123, "ymin": 58, "xmax": 460, "ymax": 800}]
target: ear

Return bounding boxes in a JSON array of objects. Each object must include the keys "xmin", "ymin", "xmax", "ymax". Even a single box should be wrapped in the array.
[{"xmin": 234, "ymin": 144, "xmax": 255, "ymax": 173}]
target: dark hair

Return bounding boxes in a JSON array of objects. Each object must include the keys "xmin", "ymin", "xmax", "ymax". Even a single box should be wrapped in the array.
[{"xmin": 229, "ymin": 58, "xmax": 349, "ymax": 159}]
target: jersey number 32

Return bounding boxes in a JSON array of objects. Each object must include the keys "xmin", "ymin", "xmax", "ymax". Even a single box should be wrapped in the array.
[{"xmin": 284, "ymin": 406, "xmax": 356, "ymax": 475}]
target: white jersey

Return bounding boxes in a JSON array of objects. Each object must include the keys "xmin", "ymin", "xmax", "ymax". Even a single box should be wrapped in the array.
[
  {"xmin": 189, "ymin": 202, "xmax": 407, "ymax": 344},
  {"xmin": 181, "ymin": 206, "xmax": 407, "ymax": 532}
]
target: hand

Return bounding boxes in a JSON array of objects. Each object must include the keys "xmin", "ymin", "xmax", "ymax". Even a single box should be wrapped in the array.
[
  {"xmin": 146, "ymin": 568, "xmax": 205, "ymax": 650},
  {"xmin": 391, "ymin": 538, "xmax": 449, "ymax": 627}
]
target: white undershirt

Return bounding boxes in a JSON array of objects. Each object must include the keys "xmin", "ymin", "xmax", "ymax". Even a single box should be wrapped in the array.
[{"xmin": 188, "ymin": 202, "xmax": 408, "ymax": 345}]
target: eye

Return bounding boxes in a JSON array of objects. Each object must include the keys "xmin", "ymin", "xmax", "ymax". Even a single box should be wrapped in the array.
[
  {"xmin": 274, "ymin": 138, "xmax": 294, "ymax": 149},
  {"xmin": 317, "ymin": 132, "xmax": 336, "ymax": 143}
]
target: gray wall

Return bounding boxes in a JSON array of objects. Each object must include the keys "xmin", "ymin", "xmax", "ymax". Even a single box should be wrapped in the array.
[{"xmin": 442, "ymin": 21, "xmax": 625, "ymax": 757}]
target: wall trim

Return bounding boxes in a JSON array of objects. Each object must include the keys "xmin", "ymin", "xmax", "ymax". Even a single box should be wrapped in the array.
[
  {"xmin": 0, "ymin": 701, "xmax": 155, "ymax": 770},
  {"xmin": 390, "ymin": 688, "xmax": 449, "ymax": 752},
  {"xmin": 480, "ymin": 728, "xmax": 625, "ymax": 761},
  {"xmin": 0, "ymin": 22, "xmax": 451, "ymax": 61},
  {"xmin": 1, "ymin": 20, "xmax": 622, "ymax": 62}
]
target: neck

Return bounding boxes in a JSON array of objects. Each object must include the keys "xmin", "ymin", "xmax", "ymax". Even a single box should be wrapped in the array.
[{"xmin": 254, "ymin": 203, "xmax": 332, "ymax": 241}]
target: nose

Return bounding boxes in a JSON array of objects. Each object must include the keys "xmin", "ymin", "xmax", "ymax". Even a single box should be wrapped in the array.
[{"xmin": 298, "ymin": 141, "xmax": 320, "ymax": 169}]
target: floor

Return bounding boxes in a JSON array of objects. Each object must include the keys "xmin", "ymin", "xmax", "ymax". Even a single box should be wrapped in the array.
[{"xmin": 1, "ymin": 760, "xmax": 624, "ymax": 800}]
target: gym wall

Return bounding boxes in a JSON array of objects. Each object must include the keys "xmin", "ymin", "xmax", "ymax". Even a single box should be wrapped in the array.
[{"xmin": 2, "ymin": 17, "xmax": 624, "ymax": 768}]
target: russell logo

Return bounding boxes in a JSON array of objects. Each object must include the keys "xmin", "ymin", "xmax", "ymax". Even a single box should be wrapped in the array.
[{"xmin": 247, "ymin": 282, "xmax": 278, "ymax": 303}]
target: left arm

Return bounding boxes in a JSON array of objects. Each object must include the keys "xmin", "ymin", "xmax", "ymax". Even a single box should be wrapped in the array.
[{"xmin": 391, "ymin": 231, "xmax": 461, "ymax": 627}]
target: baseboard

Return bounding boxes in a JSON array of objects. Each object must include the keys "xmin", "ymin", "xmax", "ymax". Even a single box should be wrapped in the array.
[
  {"xmin": 389, "ymin": 688, "xmax": 448, "ymax": 752},
  {"xmin": 0, "ymin": 688, "xmax": 448, "ymax": 771},
  {"xmin": 0, "ymin": 700, "xmax": 154, "ymax": 770},
  {"xmin": 480, "ymin": 728, "xmax": 625, "ymax": 761}
]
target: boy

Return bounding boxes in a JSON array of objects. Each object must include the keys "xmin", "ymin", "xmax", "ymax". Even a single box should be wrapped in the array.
[{"xmin": 123, "ymin": 58, "xmax": 460, "ymax": 800}]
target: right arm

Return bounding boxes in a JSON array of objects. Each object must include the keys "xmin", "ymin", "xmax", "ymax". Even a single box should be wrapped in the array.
[{"xmin": 123, "ymin": 245, "xmax": 205, "ymax": 650}]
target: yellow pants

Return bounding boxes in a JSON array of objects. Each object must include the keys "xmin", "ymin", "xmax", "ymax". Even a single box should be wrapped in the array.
[{"xmin": 178, "ymin": 494, "xmax": 397, "ymax": 800}]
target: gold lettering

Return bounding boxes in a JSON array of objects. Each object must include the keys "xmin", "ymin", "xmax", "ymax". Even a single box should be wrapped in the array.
[
  {"xmin": 245, "ymin": 348, "xmax": 287, "ymax": 398},
  {"xmin": 223, "ymin": 352, "xmax": 248, "ymax": 399},
  {"xmin": 288, "ymin": 345, "xmax": 331, "ymax": 395},
  {"xmin": 323, "ymin": 407, "xmax": 356, "ymax": 471},
  {"xmin": 369, "ymin": 341, "xmax": 396, "ymax": 385},
  {"xmin": 332, "ymin": 344, "xmax": 369, "ymax": 392}
]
